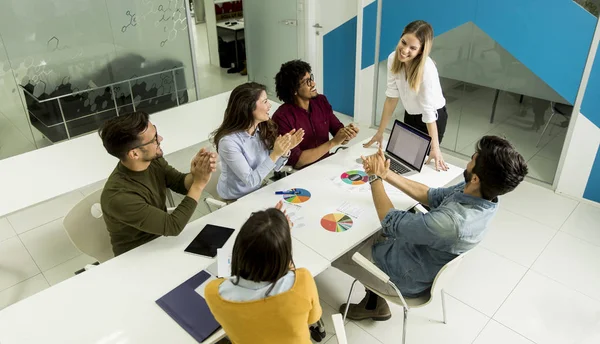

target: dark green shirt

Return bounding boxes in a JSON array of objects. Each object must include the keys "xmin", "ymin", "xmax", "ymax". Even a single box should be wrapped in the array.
[{"xmin": 101, "ymin": 158, "xmax": 197, "ymax": 256}]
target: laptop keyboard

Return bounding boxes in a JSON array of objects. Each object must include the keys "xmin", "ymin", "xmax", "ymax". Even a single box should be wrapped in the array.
[{"xmin": 387, "ymin": 156, "xmax": 411, "ymax": 174}]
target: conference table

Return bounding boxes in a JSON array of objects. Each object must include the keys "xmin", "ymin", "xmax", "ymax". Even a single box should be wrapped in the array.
[{"xmin": 0, "ymin": 134, "xmax": 463, "ymax": 343}]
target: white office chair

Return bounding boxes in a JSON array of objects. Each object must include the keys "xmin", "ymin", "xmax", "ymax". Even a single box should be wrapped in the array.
[
  {"xmin": 63, "ymin": 189, "xmax": 177, "ymax": 271},
  {"xmin": 201, "ymin": 160, "xmax": 227, "ymax": 212},
  {"xmin": 63, "ymin": 189, "xmax": 114, "ymax": 265},
  {"xmin": 341, "ymin": 204, "xmax": 468, "ymax": 344},
  {"xmin": 332, "ymin": 314, "xmax": 348, "ymax": 344}
]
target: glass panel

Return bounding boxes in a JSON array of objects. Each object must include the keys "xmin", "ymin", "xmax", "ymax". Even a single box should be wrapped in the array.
[
  {"xmin": 244, "ymin": 0, "xmax": 299, "ymax": 96},
  {"xmin": 0, "ymin": 0, "xmax": 197, "ymax": 152}
]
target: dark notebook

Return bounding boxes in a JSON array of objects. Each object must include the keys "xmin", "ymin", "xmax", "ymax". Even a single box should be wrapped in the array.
[{"xmin": 156, "ymin": 270, "xmax": 221, "ymax": 343}]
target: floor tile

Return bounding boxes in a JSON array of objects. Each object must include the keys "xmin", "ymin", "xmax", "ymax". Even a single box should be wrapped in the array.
[
  {"xmin": 333, "ymin": 321, "xmax": 382, "ymax": 344},
  {"xmin": 576, "ymin": 319, "xmax": 600, "ymax": 344},
  {"xmin": 480, "ymin": 208, "xmax": 557, "ymax": 267},
  {"xmin": 532, "ymin": 231, "xmax": 600, "ymax": 302},
  {"xmin": 315, "ymin": 267, "xmax": 369, "ymax": 312},
  {"xmin": 493, "ymin": 270, "xmax": 600, "ymax": 344},
  {"xmin": 0, "ymin": 217, "xmax": 16, "ymax": 242},
  {"xmin": 0, "ymin": 237, "xmax": 40, "ymax": 291},
  {"xmin": 0, "ymin": 274, "xmax": 49, "ymax": 311},
  {"xmin": 445, "ymin": 247, "xmax": 527, "ymax": 317},
  {"xmin": 560, "ymin": 202, "xmax": 600, "ymax": 248},
  {"xmin": 7, "ymin": 191, "xmax": 84, "ymax": 234},
  {"xmin": 43, "ymin": 254, "xmax": 97, "ymax": 286},
  {"xmin": 19, "ymin": 218, "xmax": 81, "ymax": 271},
  {"xmin": 353, "ymin": 293, "xmax": 489, "ymax": 344},
  {"xmin": 473, "ymin": 320, "xmax": 534, "ymax": 344},
  {"xmin": 499, "ymin": 181, "xmax": 578, "ymax": 229}
]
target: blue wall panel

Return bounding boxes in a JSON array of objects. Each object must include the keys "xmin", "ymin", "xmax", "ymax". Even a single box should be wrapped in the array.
[
  {"xmin": 324, "ymin": 16, "xmax": 358, "ymax": 116},
  {"xmin": 583, "ymin": 149, "xmax": 600, "ymax": 203},
  {"xmin": 361, "ymin": 0, "xmax": 597, "ymax": 104}
]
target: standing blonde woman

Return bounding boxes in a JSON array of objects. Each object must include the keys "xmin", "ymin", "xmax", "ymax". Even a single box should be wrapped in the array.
[{"xmin": 364, "ymin": 20, "xmax": 449, "ymax": 171}]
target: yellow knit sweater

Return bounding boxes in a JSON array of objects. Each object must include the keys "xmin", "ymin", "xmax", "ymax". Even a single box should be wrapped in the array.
[{"xmin": 205, "ymin": 268, "xmax": 322, "ymax": 344}]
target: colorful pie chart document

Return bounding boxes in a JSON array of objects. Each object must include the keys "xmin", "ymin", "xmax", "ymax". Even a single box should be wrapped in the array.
[
  {"xmin": 320, "ymin": 213, "xmax": 354, "ymax": 233},
  {"xmin": 282, "ymin": 188, "xmax": 312, "ymax": 204}
]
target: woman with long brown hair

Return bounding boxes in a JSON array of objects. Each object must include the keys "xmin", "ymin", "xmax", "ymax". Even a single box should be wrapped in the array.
[
  {"xmin": 205, "ymin": 202, "xmax": 324, "ymax": 343},
  {"xmin": 211, "ymin": 82, "xmax": 304, "ymax": 200},
  {"xmin": 364, "ymin": 20, "xmax": 449, "ymax": 171}
]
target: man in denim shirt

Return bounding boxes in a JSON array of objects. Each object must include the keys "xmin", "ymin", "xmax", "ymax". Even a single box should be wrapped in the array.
[{"xmin": 335, "ymin": 136, "xmax": 528, "ymax": 321}]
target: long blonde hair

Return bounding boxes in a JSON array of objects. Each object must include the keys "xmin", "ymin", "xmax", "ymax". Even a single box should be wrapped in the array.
[{"xmin": 390, "ymin": 20, "xmax": 433, "ymax": 93}]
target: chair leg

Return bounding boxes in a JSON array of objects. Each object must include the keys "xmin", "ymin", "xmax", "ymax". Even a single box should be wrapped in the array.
[
  {"xmin": 166, "ymin": 190, "xmax": 175, "ymax": 207},
  {"xmin": 441, "ymin": 289, "xmax": 447, "ymax": 324},
  {"xmin": 536, "ymin": 111, "xmax": 556, "ymax": 147},
  {"xmin": 402, "ymin": 307, "xmax": 408, "ymax": 344},
  {"xmin": 342, "ymin": 279, "xmax": 359, "ymax": 321}
]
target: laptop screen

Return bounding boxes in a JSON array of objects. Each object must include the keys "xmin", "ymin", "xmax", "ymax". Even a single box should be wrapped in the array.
[{"xmin": 386, "ymin": 120, "xmax": 432, "ymax": 171}]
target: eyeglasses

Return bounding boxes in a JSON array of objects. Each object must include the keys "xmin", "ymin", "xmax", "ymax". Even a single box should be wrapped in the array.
[
  {"xmin": 299, "ymin": 73, "xmax": 314, "ymax": 87},
  {"xmin": 133, "ymin": 125, "xmax": 159, "ymax": 149}
]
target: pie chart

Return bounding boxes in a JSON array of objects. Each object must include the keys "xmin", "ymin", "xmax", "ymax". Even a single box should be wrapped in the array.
[
  {"xmin": 283, "ymin": 188, "xmax": 311, "ymax": 204},
  {"xmin": 321, "ymin": 213, "xmax": 353, "ymax": 232},
  {"xmin": 341, "ymin": 170, "xmax": 368, "ymax": 185}
]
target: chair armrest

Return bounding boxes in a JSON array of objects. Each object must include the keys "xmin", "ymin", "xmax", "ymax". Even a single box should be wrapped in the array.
[
  {"xmin": 167, "ymin": 207, "xmax": 176, "ymax": 214},
  {"xmin": 205, "ymin": 197, "xmax": 227, "ymax": 209},
  {"xmin": 414, "ymin": 204, "xmax": 429, "ymax": 214},
  {"xmin": 331, "ymin": 314, "xmax": 348, "ymax": 344},
  {"xmin": 352, "ymin": 252, "xmax": 390, "ymax": 284}
]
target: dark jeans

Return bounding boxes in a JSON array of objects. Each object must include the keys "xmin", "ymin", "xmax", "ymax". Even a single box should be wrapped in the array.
[{"xmin": 403, "ymin": 106, "xmax": 449, "ymax": 144}]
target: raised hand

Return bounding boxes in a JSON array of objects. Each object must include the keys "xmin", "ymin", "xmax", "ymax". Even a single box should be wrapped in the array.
[
  {"xmin": 275, "ymin": 200, "xmax": 293, "ymax": 229},
  {"xmin": 272, "ymin": 134, "xmax": 293, "ymax": 158},
  {"xmin": 332, "ymin": 127, "xmax": 351, "ymax": 145},
  {"xmin": 191, "ymin": 150, "xmax": 217, "ymax": 187},
  {"xmin": 288, "ymin": 128, "xmax": 305, "ymax": 150},
  {"xmin": 361, "ymin": 147, "xmax": 390, "ymax": 179}
]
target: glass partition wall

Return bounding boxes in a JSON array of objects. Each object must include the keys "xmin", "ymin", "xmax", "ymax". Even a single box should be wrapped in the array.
[
  {"xmin": 0, "ymin": 0, "xmax": 198, "ymax": 160},
  {"xmin": 371, "ymin": 0, "xmax": 599, "ymax": 185}
]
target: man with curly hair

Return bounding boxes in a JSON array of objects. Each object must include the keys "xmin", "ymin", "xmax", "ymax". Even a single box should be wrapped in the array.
[{"xmin": 272, "ymin": 60, "xmax": 359, "ymax": 169}]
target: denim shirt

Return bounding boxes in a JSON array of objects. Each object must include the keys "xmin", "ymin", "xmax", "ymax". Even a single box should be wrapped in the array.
[
  {"xmin": 216, "ymin": 129, "xmax": 287, "ymax": 200},
  {"xmin": 371, "ymin": 182, "xmax": 498, "ymax": 297}
]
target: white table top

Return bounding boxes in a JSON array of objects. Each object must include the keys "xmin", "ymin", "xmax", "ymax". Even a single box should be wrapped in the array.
[
  {"xmin": 216, "ymin": 19, "xmax": 244, "ymax": 31},
  {"xmin": 0, "ymin": 92, "xmax": 281, "ymax": 218},
  {"xmin": 0, "ymin": 200, "xmax": 329, "ymax": 344}
]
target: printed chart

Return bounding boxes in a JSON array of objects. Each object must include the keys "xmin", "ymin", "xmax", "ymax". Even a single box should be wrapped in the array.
[
  {"xmin": 283, "ymin": 188, "xmax": 312, "ymax": 204},
  {"xmin": 321, "ymin": 213, "xmax": 353, "ymax": 232},
  {"xmin": 340, "ymin": 170, "xmax": 368, "ymax": 185}
]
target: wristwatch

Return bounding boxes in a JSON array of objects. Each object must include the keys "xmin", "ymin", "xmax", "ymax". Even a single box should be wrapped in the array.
[{"xmin": 368, "ymin": 174, "xmax": 382, "ymax": 184}]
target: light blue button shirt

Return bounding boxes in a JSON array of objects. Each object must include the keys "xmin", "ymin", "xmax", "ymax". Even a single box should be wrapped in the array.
[
  {"xmin": 216, "ymin": 129, "xmax": 288, "ymax": 200},
  {"xmin": 372, "ymin": 182, "xmax": 498, "ymax": 297},
  {"xmin": 218, "ymin": 270, "xmax": 296, "ymax": 301}
]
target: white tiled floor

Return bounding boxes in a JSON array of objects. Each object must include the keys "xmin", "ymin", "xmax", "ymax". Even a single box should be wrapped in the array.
[{"xmin": 1, "ymin": 148, "xmax": 600, "ymax": 344}]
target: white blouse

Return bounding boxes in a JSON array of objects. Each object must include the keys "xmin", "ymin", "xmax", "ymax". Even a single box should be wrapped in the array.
[{"xmin": 385, "ymin": 52, "xmax": 446, "ymax": 123}]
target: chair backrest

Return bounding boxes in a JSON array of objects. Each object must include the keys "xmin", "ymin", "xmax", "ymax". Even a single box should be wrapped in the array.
[
  {"xmin": 202, "ymin": 160, "xmax": 222, "ymax": 201},
  {"xmin": 63, "ymin": 189, "xmax": 114, "ymax": 263},
  {"xmin": 429, "ymin": 251, "xmax": 470, "ymax": 300}
]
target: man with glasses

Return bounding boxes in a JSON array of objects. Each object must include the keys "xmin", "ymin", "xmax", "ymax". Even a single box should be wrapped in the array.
[
  {"xmin": 99, "ymin": 111, "xmax": 217, "ymax": 256},
  {"xmin": 273, "ymin": 60, "xmax": 359, "ymax": 169}
]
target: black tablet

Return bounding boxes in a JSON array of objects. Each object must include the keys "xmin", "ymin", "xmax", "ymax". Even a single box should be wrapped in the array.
[{"xmin": 184, "ymin": 224, "xmax": 235, "ymax": 257}]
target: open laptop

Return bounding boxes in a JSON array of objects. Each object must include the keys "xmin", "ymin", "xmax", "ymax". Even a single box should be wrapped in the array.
[{"xmin": 384, "ymin": 120, "xmax": 432, "ymax": 176}]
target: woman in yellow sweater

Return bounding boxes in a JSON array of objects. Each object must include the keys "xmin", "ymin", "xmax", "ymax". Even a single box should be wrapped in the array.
[{"xmin": 205, "ymin": 202, "xmax": 324, "ymax": 343}]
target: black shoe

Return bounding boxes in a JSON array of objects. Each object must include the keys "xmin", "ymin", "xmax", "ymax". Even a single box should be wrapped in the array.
[
  {"xmin": 309, "ymin": 319, "xmax": 326, "ymax": 342},
  {"xmin": 339, "ymin": 291, "xmax": 391, "ymax": 321}
]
